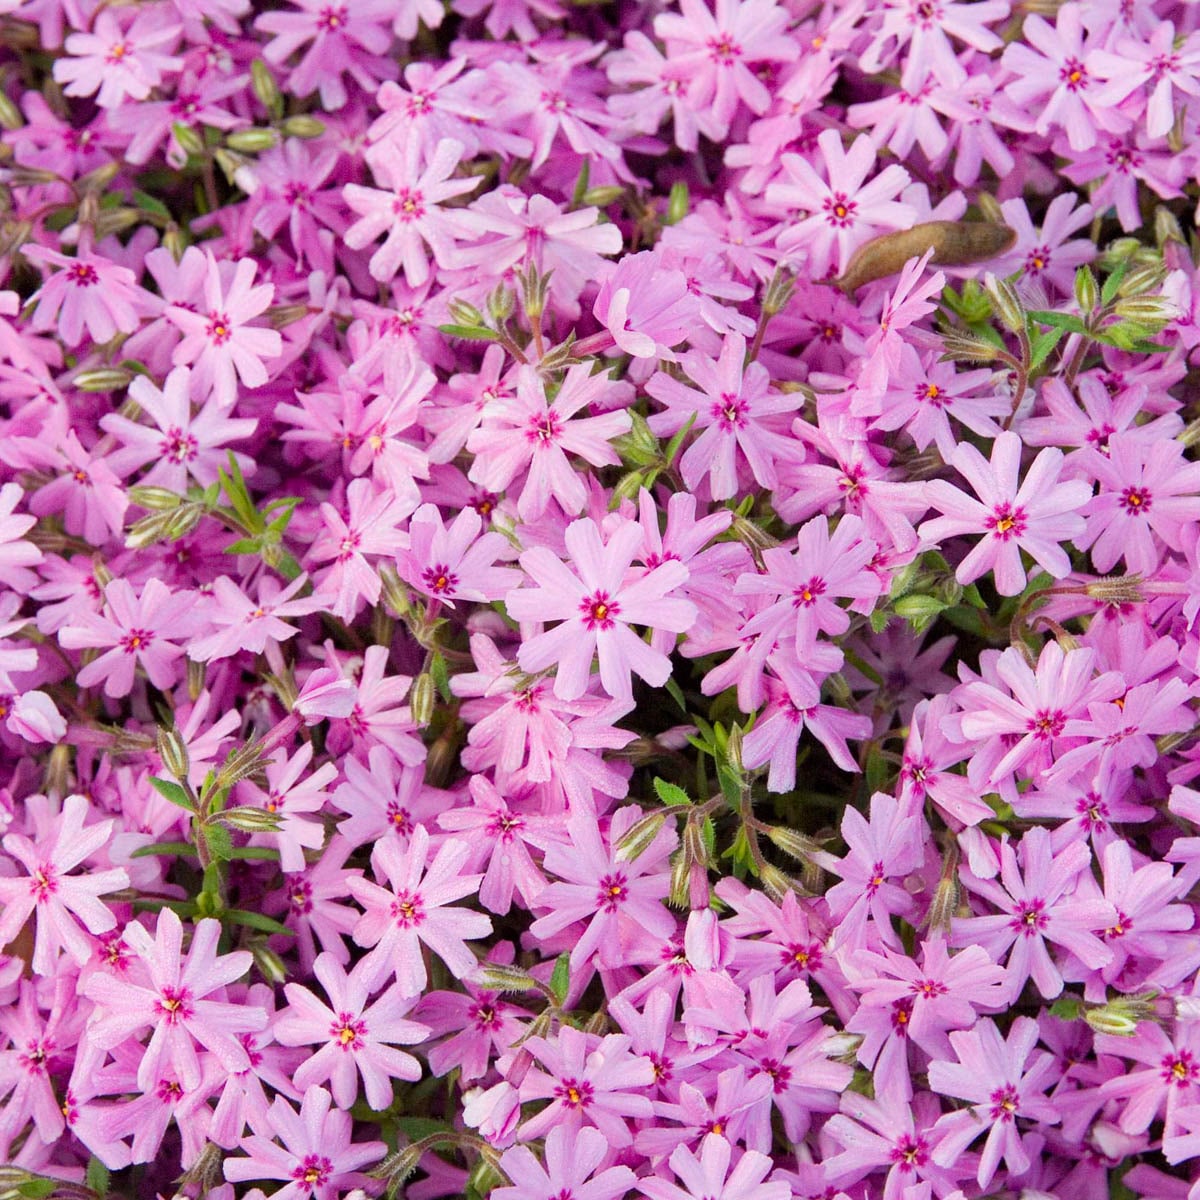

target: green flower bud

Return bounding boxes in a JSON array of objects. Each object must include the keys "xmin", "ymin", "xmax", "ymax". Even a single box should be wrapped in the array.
[
  {"xmin": 614, "ymin": 812, "xmax": 666, "ymax": 863},
  {"xmin": 155, "ymin": 726, "xmax": 191, "ymax": 782},
  {"xmin": 221, "ymin": 806, "xmax": 284, "ymax": 833},
  {"xmin": 280, "ymin": 115, "xmax": 326, "ymax": 139},
  {"xmin": 226, "ymin": 127, "xmax": 279, "ymax": 153},
  {"xmin": 73, "ymin": 367, "xmax": 133, "ymax": 393}
]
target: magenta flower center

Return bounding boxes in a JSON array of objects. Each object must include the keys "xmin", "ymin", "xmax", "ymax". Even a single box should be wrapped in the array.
[
  {"xmin": 30, "ymin": 862, "xmax": 57, "ymax": 901},
  {"xmin": 580, "ymin": 590, "xmax": 620, "ymax": 630},
  {"xmin": 1104, "ymin": 910, "xmax": 1132, "ymax": 939},
  {"xmin": 317, "ymin": 5, "xmax": 348, "ymax": 31},
  {"xmin": 121, "ymin": 627, "xmax": 154, "ymax": 654},
  {"xmin": 782, "ymin": 940, "xmax": 823, "ymax": 973},
  {"xmin": 989, "ymin": 1083, "xmax": 1020, "ymax": 1121},
  {"xmin": 392, "ymin": 188, "xmax": 425, "ymax": 221},
  {"xmin": 422, "ymin": 563, "xmax": 458, "ymax": 594},
  {"xmin": 1120, "ymin": 486, "xmax": 1152, "ymax": 515},
  {"xmin": 206, "ymin": 311, "xmax": 234, "ymax": 345},
  {"xmin": 106, "ymin": 41, "xmax": 132, "ymax": 64},
  {"xmin": 706, "ymin": 34, "xmax": 741, "ymax": 62},
  {"xmin": 18, "ymin": 1037, "xmax": 52, "ymax": 1076},
  {"xmin": 1011, "ymin": 899, "xmax": 1049, "ymax": 936},
  {"xmin": 527, "ymin": 411, "xmax": 563, "ymax": 444},
  {"xmin": 758, "ymin": 1057, "xmax": 793, "ymax": 1093},
  {"xmin": 290, "ymin": 880, "xmax": 313, "ymax": 914},
  {"xmin": 556, "ymin": 1077, "xmax": 595, "ymax": 1108},
  {"xmin": 985, "ymin": 502, "xmax": 1027, "ymax": 540},
  {"xmin": 596, "ymin": 871, "xmax": 628, "ymax": 912},
  {"xmin": 292, "ymin": 1154, "xmax": 333, "ymax": 1190},
  {"xmin": 791, "ymin": 576, "xmax": 826, "ymax": 607},
  {"xmin": 1162, "ymin": 1051, "xmax": 1198, "ymax": 1087},
  {"xmin": 891, "ymin": 1134, "xmax": 929, "ymax": 1169},
  {"xmin": 1027, "ymin": 708, "xmax": 1065, "ymax": 739},
  {"xmin": 390, "ymin": 888, "xmax": 425, "ymax": 927},
  {"xmin": 470, "ymin": 1001, "xmax": 498, "ymax": 1028},
  {"xmin": 162, "ymin": 426, "xmax": 199, "ymax": 463},
  {"xmin": 1059, "ymin": 57, "xmax": 1088, "ymax": 90},
  {"xmin": 712, "ymin": 391, "xmax": 749, "ymax": 430},
  {"xmin": 823, "ymin": 192, "xmax": 857, "ymax": 227},
  {"xmin": 331, "ymin": 1012, "xmax": 367, "ymax": 1050},
  {"xmin": 386, "ymin": 801, "xmax": 412, "ymax": 832},
  {"xmin": 154, "ymin": 985, "xmax": 195, "ymax": 1025},
  {"xmin": 1024, "ymin": 245, "xmax": 1052, "ymax": 274},
  {"xmin": 68, "ymin": 262, "xmax": 99, "ymax": 286},
  {"xmin": 914, "ymin": 977, "xmax": 947, "ymax": 999}
]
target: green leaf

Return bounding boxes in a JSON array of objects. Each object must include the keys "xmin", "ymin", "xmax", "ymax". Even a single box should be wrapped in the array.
[
  {"xmin": 663, "ymin": 412, "xmax": 697, "ymax": 467},
  {"xmin": 716, "ymin": 763, "xmax": 743, "ymax": 808},
  {"xmin": 16, "ymin": 1179, "xmax": 56, "ymax": 1199},
  {"xmin": 149, "ymin": 776, "xmax": 196, "ymax": 812},
  {"xmin": 1049, "ymin": 994, "xmax": 1085, "ymax": 1020},
  {"xmin": 1101, "ymin": 260, "xmax": 1129, "ymax": 306},
  {"xmin": 227, "ymin": 845, "xmax": 282, "ymax": 861},
  {"xmin": 1026, "ymin": 309, "xmax": 1088, "ymax": 334},
  {"xmin": 429, "ymin": 651, "xmax": 452, "ymax": 703},
  {"xmin": 437, "ymin": 324, "xmax": 501, "ymax": 342},
  {"xmin": 225, "ymin": 909, "xmax": 296, "ymax": 937},
  {"xmin": 549, "ymin": 952, "xmax": 570, "ymax": 1006},
  {"xmin": 220, "ymin": 450, "xmax": 262, "ymax": 532},
  {"xmin": 86, "ymin": 1156, "xmax": 110, "ymax": 1196},
  {"xmin": 204, "ymin": 821, "xmax": 233, "ymax": 861},
  {"xmin": 653, "ymin": 777, "xmax": 691, "ymax": 808},
  {"xmin": 570, "ymin": 159, "xmax": 590, "ymax": 208},
  {"xmin": 132, "ymin": 189, "xmax": 171, "ymax": 220},
  {"xmin": 664, "ymin": 675, "xmax": 687, "ymax": 714},
  {"xmin": 1028, "ymin": 325, "xmax": 1067, "ymax": 372},
  {"xmin": 131, "ymin": 840, "xmax": 198, "ymax": 859}
]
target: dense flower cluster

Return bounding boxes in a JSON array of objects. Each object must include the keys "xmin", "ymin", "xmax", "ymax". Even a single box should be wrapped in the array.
[{"xmin": 2, "ymin": 1, "xmax": 1200, "ymax": 1199}]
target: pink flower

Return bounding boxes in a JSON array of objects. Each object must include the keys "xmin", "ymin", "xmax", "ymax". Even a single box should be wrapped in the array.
[
  {"xmin": 223, "ymin": 1086, "xmax": 384, "ymax": 1200},
  {"xmin": 639, "ymin": 1133, "xmax": 791, "ymax": 1200},
  {"xmin": 59, "ymin": 578, "xmax": 197, "ymax": 698},
  {"xmin": 507, "ymin": 516, "xmax": 697, "ymax": 703},
  {"xmin": 102, "ymin": 366, "xmax": 256, "ymax": 490},
  {"xmin": 166, "ymin": 252, "xmax": 283, "ymax": 406},
  {"xmin": 645, "ymin": 333, "xmax": 803, "ymax": 500},
  {"xmin": 54, "ymin": 8, "xmax": 182, "ymax": 109},
  {"xmin": 918, "ymin": 431, "xmax": 1092, "ymax": 596},
  {"xmin": 467, "ymin": 363, "xmax": 631, "ymax": 521},
  {"xmin": 0, "ymin": 794, "xmax": 128, "ymax": 975},
  {"xmin": 188, "ymin": 574, "xmax": 325, "ymax": 663},
  {"xmin": 274, "ymin": 952, "xmax": 429, "ymax": 1110},
  {"xmin": 592, "ymin": 250, "xmax": 705, "ymax": 360},
  {"xmin": 395, "ymin": 502, "xmax": 519, "ymax": 606},
  {"xmin": 1089, "ymin": 21, "xmax": 1200, "ymax": 139},
  {"xmin": 81, "ymin": 907, "xmax": 267, "ymax": 1092},
  {"xmin": 237, "ymin": 744, "xmax": 337, "ymax": 873},
  {"xmin": 494, "ymin": 1126, "xmax": 637, "ymax": 1200},
  {"xmin": 0, "ymin": 483, "xmax": 42, "ymax": 594},
  {"xmin": 768, "ymin": 129, "xmax": 915, "ymax": 278},
  {"xmin": 346, "ymin": 823, "xmax": 492, "ymax": 994},
  {"xmin": 344, "ymin": 137, "xmax": 481, "ymax": 286},
  {"xmin": 23, "ymin": 245, "xmax": 144, "ymax": 348}
]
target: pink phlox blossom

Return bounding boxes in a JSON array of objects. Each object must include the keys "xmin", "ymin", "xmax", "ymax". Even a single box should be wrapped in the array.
[
  {"xmin": 926, "ymin": 1016, "xmax": 1060, "ymax": 1188},
  {"xmin": 1060, "ymin": 131, "xmax": 1185, "ymax": 233},
  {"xmin": 80, "ymin": 907, "xmax": 267, "ymax": 1092},
  {"xmin": 0, "ymin": 794, "xmax": 128, "ymax": 975},
  {"xmin": 120, "ymin": 245, "xmax": 210, "ymax": 375},
  {"xmin": 345, "ymin": 137, "xmax": 482, "ymax": 286},
  {"xmin": 58, "ymin": 577, "xmax": 198, "ymax": 698},
  {"xmin": 652, "ymin": 0, "xmax": 800, "ymax": 137},
  {"xmin": 952, "ymin": 827, "xmax": 1115, "ymax": 1002},
  {"xmin": 645, "ymin": 332, "xmax": 804, "ymax": 500},
  {"xmin": 735, "ymin": 513, "xmax": 882, "ymax": 652},
  {"xmin": 494, "ymin": 1124, "xmax": 637, "ymax": 1200},
  {"xmin": 166, "ymin": 252, "xmax": 283, "ymax": 406},
  {"xmin": 436, "ymin": 774, "xmax": 560, "ymax": 915},
  {"xmin": 857, "ymin": 0, "xmax": 1009, "ymax": 90},
  {"xmin": 988, "ymin": 193, "xmax": 1097, "ymax": 295},
  {"xmin": 395, "ymin": 502, "xmax": 519, "ymax": 606},
  {"xmin": 308, "ymin": 478, "xmax": 413, "ymax": 621},
  {"xmin": 236, "ymin": 743, "xmax": 337, "ymax": 873},
  {"xmin": 26, "ymin": 426, "xmax": 128, "ymax": 546},
  {"xmin": 331, "ymin": 745, "xmax": 446, "ymax": 851},
  {"xmin": 592, "ymin": 249, "xmax": 706, "ymax": 361},
  {"xmin": 345, "ymin": 822, "xmax": 492, "ymax": 994},
  {"xmin": 741, "ymin": 654, "xmax": 873, "ymax": 789},
  {"xmin": 467, "ymin": 362, "xmax": 631, "ymax": 522},
  {"xmin": 639, "ymin": 1132, "xmax": 791, "ymax": 1200},
  {"xmin": 54, "ymin": 7, "xmax": 182, "ymax": 108},
  {"xmin": 899, "ymin": 696, "xmax": 996, "ymax": 827},
  {"xmin": 515, "ymin": 1024, "xmax": 656, "ymax": 1146},
  {"xmin": 1001, "ymin": 2, "xmax": 1130, "ymax": 150},
  {"xmin": 223, "ymin": 1086, "xmax": 384, "ymax": 1200},
  {"xmin": 416, "ymin": 975, "xmax": 531, "ymax": 1081},
  {"xmin": 23, "ymin": 244, "xmax": 144, "ymax": 348},
  {"xmin": 424, "ymin": 343, "xmax": 517, "ymax": 465},
  {"xmin": 266, "ymin": 835, "xmax": 361, "ymax": 971},
  {"xmin": 1088, "ymin": 21, "xmax": 1200, "ymax": 139},
  {"xmin": 1017, "ymin": 759, "xmax": 1152, "ymax": 857},
  {"xmin": 256, "ymin": 0, "xmax": 397, "ymax": 109},
  {"xmin": 819, "ymin": 791, "xmax": 927, "ymax": 949},
  {"xmin": 102, "ymin": 366, "xmax": 256, "ymax": 490},
  {"xmin": 507, "ymin": 516, "xmax": 696, "ymax": 704},
  {"xmin": 926, "ymin": 74, "xmax": 1030, "ymax": 188},
  {"xmin": 530, "ymin": 806, "xmax": 677, "ymax": 970},
  {"xmin": 636, "ymin": 1065, "xmax": 773, "ymax": 1158},
  {"xmin": 324, "ymin": 643, "xmax": 426, "ymax": 767},
  {"xmin": 0, "ymin": 483, "xmax": 42, "ymax": 594},
  {"xmin": 1077, "ymin": 433, "xmax": 1200, "ymax": 575},
  {"xmin": 1099, "ymin": 1018, "xmax": 1200, "ymax": 1142},
  {"xmin": 187, "ymin": 573, "xmax": 324, "ymax": 663},
  {"xmin": 274, "ymin": 952, "xmax": 429, "ymax": 1110},
  {"xmin": 946, "ymin": 640, "xmax": 1125, "ymax": 788},
  {"xmin": 767, "ymin": 129, "xmax": 916, "ymax": 279},
  {"xmin": 918, "ymin": 430, "xmax": 1092, "ymax": 596}
]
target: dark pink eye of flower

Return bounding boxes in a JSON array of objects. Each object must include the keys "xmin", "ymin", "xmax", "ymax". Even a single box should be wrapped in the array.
[
  {"xmin": 206, "ymin": 311, "xmax": 233, "ymax": 344},
  {"xmin": 527, "ymin": 412, "xmax": 562, "ymax": 444},
  {"xmin": 914, "ymin": 978, "xmax": 947, "ymax": 999},
  {"xmin": 284, "ymin": 181, "xmax": 311, "ymax": 206},
  {"xmin": 386, "ymin": 802, "xmax": 412, "ymax": 832},
  {"xmin": 487, "ymin": 811, "xmax": 524, "ymax": 841},
  {"xmin": 580, "ymin": 591, "xmax": 620, "ymax": 629},
  {"xmin": 539, "ymin": 90, "xmax": 569, "ymax": 112},
  {"xmin": 1011, "ymin": 899, "xmax": 1048, "ymax": 935},
  {"xmin": 330, "ymin": 1012, "xmax": 366, "ymax": 1050},
  {"xmin": 555, "ymin": 1077, "xmax": 595, "ymax": 1108},
  {"xmin": 758, "ymin": 1058, "xmax": 793, "ymax": 1093},
  {"xmin": 823, "ymin": 192, "xmax": 857, "ymax": 227},
  {"xmin": 596, "ymin": 871, "xmax": 628, "ymax": 912},
  {"xmin": 156, "ymin": 1078, "xmax": 184, "ymax": 1103},
  {"xmin": 18, "ymin": 1037, "xmax": 52, "ymax": 1076},
  {"xmin": 290, "ymin": 881, "xmax": 314, "ymax": 914},
  {"xmin": 392, "ymin": 188, "xmax": 425, "ymax": 221},
  {"xmin": 29, "ymin": 862, "xmax": 57, "ymax": 900},
  {"xmin": 985, "ymin": 502, "xmax": 1027, "ymax": 540},
  {"xmin": 1104, "ymin": 910, "xmax": 1133, "ymax": 939},
  {"xmin": 1024, "ymin": 245, "xmax": 1052, "ymax": 274},
  {"xmin": 783, "ymin": 940, "xmax": 823, "ymax": 972},
  {"xmin": 162, "ymin": 427, "xmax": 199, "ymax": 463},
  {"xmin": 470, "ymin": 1000, "xmax": 498, "ymax": 1028},
  {"xmin": 1120, "ymin": 486, "xmax": 1152, "ymax": 515},
  {"xmin": 316, "ymin": 6, "xmax": 348, "ymax": 31},
  {"xmin": 106, "ymin": 40, "xmax": 132, "ymax": 64},
  {"xmin": 891, "ymin": 1134, "xmax": 930, "ymax": 1169},
  {"xmin": 69, "ymin": 262, "xmax": 99, "ymax": 286},
  {"xmin": 1027, "ymin": 708, "xmax": 1064, "ymax": 739},
  {"xmin": 120, "ymin": 628, "xmax": 154, "ymax": 654},
  {"xmin": 390, "ymin": 889, "xmax": 425, "ymax": 927},
  {"xmin": 1059, "ymin": 57, "xmax": 1088, "ymax": 90},
  {"xmin": 422, "ymin": 563, "xmax": 458, "ymax": 594},
  {"xmin": 791, "ymin": 576, "xmax": 826, "ymax": 607},
  {"xmin": 712, "ymin": 392, "xmax": 749, "ymax": 429},
  {"xmin": 989, "ymin": 1083, "xmax": 1020, "ymax": 1121},
  {"xmin": 1161, "ymin": 1052, "xmax": 1198, "ymax": 1087},
  {"xmin": 292, "ymin": 1154, "xmax": 333, "ymax": 1190},
  {"xmin": 154, "ymin": 985, "xmax": 195, "ymax": 1024},
  {"xmin": 706, "ymin": 33, "xmax": 741, "ymax": 62}
]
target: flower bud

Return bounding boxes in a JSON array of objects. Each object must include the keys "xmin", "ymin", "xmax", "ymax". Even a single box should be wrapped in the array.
[
  {"xmin": 187, "ymin": 658, "xmax": 206, "ymax": 703},
  {"xmin": 165, "ymin": 503, "xmax": 203, "ymax": 541},
  {"xmin": 379, "ymin": 566, "xmax": 413, "ymax": 618},
  {"xmin": 983, "ymin": 273, "xmax": 1024, "ymax": 333},
  {"xmin": 1074, "ymin": 265, "xmax": 1099, "ymax": 313},
  {"xmin": 220, "ymin": 806, "xmax": 282, "ymax": 833},
  {"xmin": 369, "ymin": 1144, "xmax": 424, "ymax": 1185},
  {"xmin": 666, "ymin": 180, "xmax": 689, "ymax": 225},
  {"xmin": 1111, "ymin": 294, "xmax": 1177, "ymax": 325},
  {"xmin": 1155, "ymin": 206, "xmax": 1186, "ymax": 247},
  {"xmin": 156, "ymin": 725, "xmax": 191, "ymax": 782},
  {"xmin": 762, "ymin": 266, "xmax": 796, "ymax": 316},
  {"xmin": 759, "ymin": 862, "xmax": 795, "ymax": 904},
  {"xmin": 73, "ymin": 366, "xmax": 133, "ymax": 393},
  {"xmin": 251, "ymin": 59, "xmax": 283, "ymax": 117},
  {"xmin": 128, "ymin": 485, "xmax": 182, "ymax": 511},
  {"xmin": 580, "ymin": 185, "xmax": 625, "ymax": 208},
  {"xmin": 0, "ymin": 92, "xmax": 22, "ymax": 131},
  {"xmin": 615, "ymin": 812, "xmax": 666, "ymax": 863},
  {"xmin": 939, "ymin": 329, "xmax": 1002, "ymax": 364},
  {"xmin": 447, "ymin": 298, "xmax": 487, "ymax": 328},
  {"xmin": 475, "ymin": 963, "xmax": 538, "ymax": 992},
  {"xmin": 1084, "ymin": 574, "xmax": 1145, "ymax": 604},
  {"xmin": 410, "ymin": 671, "xmax": 436, "ymax": 727},
  {"xmin": 280, "ymin": 114, "xmax": 326, "ymax": 139},
  {"xmin": 614, "ymin": 410, "xmax": 661, "ymax": 467},
  {"xmin": 226, "ymin": 127, "xmax": 279, "ymax": 153},
  {"xmin": 766, "ymin": 825, "xmax": 822, "ymax": 862},
  {"xmin": 267, "ymin": 303, "xmax": 310, "ymax": 329},
  {"xmin": 172, "ymin": 122, "xmax": 205, "ymax": 158},
  {"xmin": 125, "ymin": 511, "xmax": 174, "ymax": 549},
  {"xmin": 668, "ymin": 851, "xmax": 691, "ymax": 908},
  {"xmin": 215, "ymin": 742, "xmax": 270, "ymax": 790},
  {"xmin": 487, "ymin": 283, "xmax": 515, "ymax": 324}
]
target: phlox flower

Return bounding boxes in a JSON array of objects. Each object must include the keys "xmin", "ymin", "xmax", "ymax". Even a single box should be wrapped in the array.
[
  {"xmin": 0, "ymin": 979, "xmax": 78, "ymax": 1146},
  {"xmin": 990, "ymin": 193, "xmax": 1096, "ymax": 295},
  {"xmin": 237, "ymin": 743, "xmax": 337, "ymax": 873},
  {"xmin": 494, "ymin": 1125, "xmax": 636, "ymax": 1200},
  {"xmin": 639, "ymin": 1132, "xmax": 791, "ymax": 1200},
  {"xmin": 223, "ymin": 1086, "xmax": 384, "ymax": 1200},
  {"xmin": 918, "ymin": 431, "xmax": 1092, "ymax": 596},
  {"xmin": 54, "ymin": 8, "xmax": 182, "ymax": 109},
  {"xmin": 395, "ymin": 502, "xmax": 519, "ymax": 606},
  {"xmin": 417, "ymin": 979, "xmax": 530, "ymax": 1081},
  {"xmin": 1089, "ymin": 22, "xmax": 1200, "ymax": 139},
  {"xmin": 274, "ymin": 952, "xmax": 429, "ymax": 1111},
  {"xmin": 81, "ymin": 908, "xmax": 267, "ymax": 1092},
  {"xmin": 345, "ymin": 823, "xmax": 492, "ymax": 994},
  {"xmin": 58, "ymin": 578, "xmax": 197, "ymax": 698},
  {"xmin": 187, "ymin": 574, "xmax": 324, "ymax": 663},
  {"xmin": 768, "ymin": 129, "xmax": 915, "ymax": 278},
  {"xmin": 927, "ymin": 1017, "xmax": 1060, "ymax": 1188},
  {"xmin": 645, "ymin": 333, "xmax": 803, "ymax": 500},
  {"xmin": 27, "ymin": 429, "xmax": 128, "ymax": 545},
  {"xmin": 507, "ymin": 516, "xmax": 696, "ymax": 703},
  {"xmin": 102, "ymin": 366, "xmax": 256, "ymax": 491},
  {"xmin": 0, "ymin": 794, "xmax": 128, "ymax": 975},
  {"xmin": 0, "ymin": 483, "xmax": 42, "ymax": 594},
  {"xmin": 331, "ymin": 745, "xmax": 444, "ymax": 850},
  {"xmin": 166, "ymin": 252, "xmax": 283, "ymax": 406},
  {"xmin": 23, "ymin": 245, "xmax": 144, "ymax": 348},
  {"xmin": 592, "ymin": 250, "xmax": 704, "ymax": 360}
]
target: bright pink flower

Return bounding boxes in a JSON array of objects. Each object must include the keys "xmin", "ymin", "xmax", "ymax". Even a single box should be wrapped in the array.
[
  {"xmin": 237, "ymin": 743, "xmax": 337, "ymax": 873},
  {"xmin": 0, "ymin": 794, "xmax": 128, "ymax": 975},
  {"xmin": 54, "ymin": 8, "xmax": 182, "ymax": 108},
  {"xmin": 507, "ymin": 516, "xmax": 696, "ymax": 703},
  {"xmin": 59, "ymin": 578, "xmax": 197, "ymax": 698},
  {"xmin": 188, "ymin": 574, "xmax": 325, "ymax": 663},
  {"xmin": 592, "ymin": 250, "xmax": 705, "ymax": 360},
  {"xmin": 346, "ymin": 823, "xmax": 492, "ymax": 994},
  {"xmin": 0, "ymin": 483, "xmax": 42, "ymax": 594},
  {"xmin": 639, "ymin": 1132, "xmax": 790, "ymax": 1200},
  {"xmin": 919, "ymin": 431, "xmax": 1092, "ymax": 596},
  {"xmin": 23, "ymin": 245, "xmax": 144, "ymax": 348},
  {"xmin": 27, "ymin": 430, "xmax": 128, "ymax": 545},
  {"xmin": 395, "ymin": 502, "xmax": 518, "ymax": 606},
  {"xmin": 274, "ymin": 952, "xmax": 429, "ymax": 1110},
  {"xmin": 495, "ymin": 1125, "xmax": 636, "ymax": 1200},
  {"xmin": 81, "ymin": 907, "xmax": 267, "ymax": 1092},
  {"xmin": 1089, "ymin": 22, "xmax": 1200, "ymax": 139}
]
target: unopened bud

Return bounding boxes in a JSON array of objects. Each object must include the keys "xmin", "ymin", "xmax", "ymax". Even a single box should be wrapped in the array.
[
  {"xmin": 580, "ymin": 185, "xmax": 625, "ymax": 208},
  {"xmin": 1084, "ymin": 574, "xmax": 1145, "ymax": 604},
  {"xmin": 0, "ymin": 92, "xmax": 21, "ymax": 131},
  {"xmin": 894, "ymin": 593, "xmax": 948, "ymax": 624},
  {"xmin": 163, "ymin": 224, "xmax": 189, "ymax": 261},
  {"xmin": 730, "ymin": 515, "xmax": 780, "ymax": 556},
  {"xmin": 251, "ymin": 59, "xmax": 283, "ymax": 117},
  {"xmin": 410, "ymin": 672, "xmax": 436, "ymax": 727},
  {"xmin": 614, "ymin": 812, "xmax": 666, "ymax": 863},
  {"xmin": 475, "ymin": 963, "xmax": 538, "ymax": 992},
  {"xmin": 1085, "ymin": 1006, "xmax": 1138, "ymax": 1038},
  {"xmin": 447, "ymin": 298, "xmax": 487, "ymax": 328},
  {"xmin": 681, "ymin": 816, "xmax": 710, "ymax": 871},
  {"xmin": 221, "ymin": 805, "xmax": 284, "ymax": 833},
  {"xmin": 759, "ymin": 862, "xmax": 795, "ymax": 904},
  {"xmin": 226, "ymin": 127, "xmax": 279, "ymax": 153},
  {"xmin": 125, "ymin": 511, "xmax": 174, "ymax": 549},
  {"xmin": 1111, "ymin": 294, "xmax": 1178, "ymax": 325},
  {"xmin": 983, "ymin": 273, "xmax": 1024, "ymax": 333},
  {"xmin": 165, "ymin": 503, "xmax": 204, "ymax": 540},
  {"xmin": 666, "ymin": 180, "xmax": 689, "ymax": 226},
  {"xmin": 156, "ymin": 726, "xmax": 191, "ymax": 782},
  {"xmin": 187, "ymin": 658, "xmax": 206, "ymax": 703},
  {"xmin": 0, "ymin": 219, "xmax": 31, "ymax": 257},
  {"xmin": 73, "ymin": 366, "xmax": 132, "ymax": 392},
  {"xmin": 668, "ymin": 851, "xmax": 691, "ymax": 908},
  {"xmin": 939, "ymin": 329, "xmax": 1002, "ymax": 364},
  {"xmin": 762, "ymin": 266, "xmax": 796, "ymax": 316},
  {"xmin": 487, "ymin": 283, "xmax": 515, "ymax": 324},
  {"xmin": 614, "ymin": 410, "xmax": 661, "ymax": 467},
  {"xmin": 1156, "ymin": 206, "xmax": 1186, "ymax": 247},
  {"xmin": 610, "ymin": 470, "xmax": 645, "ymax": 506},
  {"xmin": 216, "ymin": 742, "xmax": 270, "ymax": 790},
  {"xmin": 766, "ymin": 825, "xmax": 822, "ymax": 862},
  {"xmin": 281, "ymin": 114, "xmax": 326, "ymax": 139},
  {"xmin": 1074, "ymin": 265, "xmax": 1099, "ymax": 313},
  {"xmin": 172, "ymin": 122, "xmax": 205, "ymax": 158},
  {"xmin": 370, "ymin": 1145, "xmax": 423, "ymax": 1186}
]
